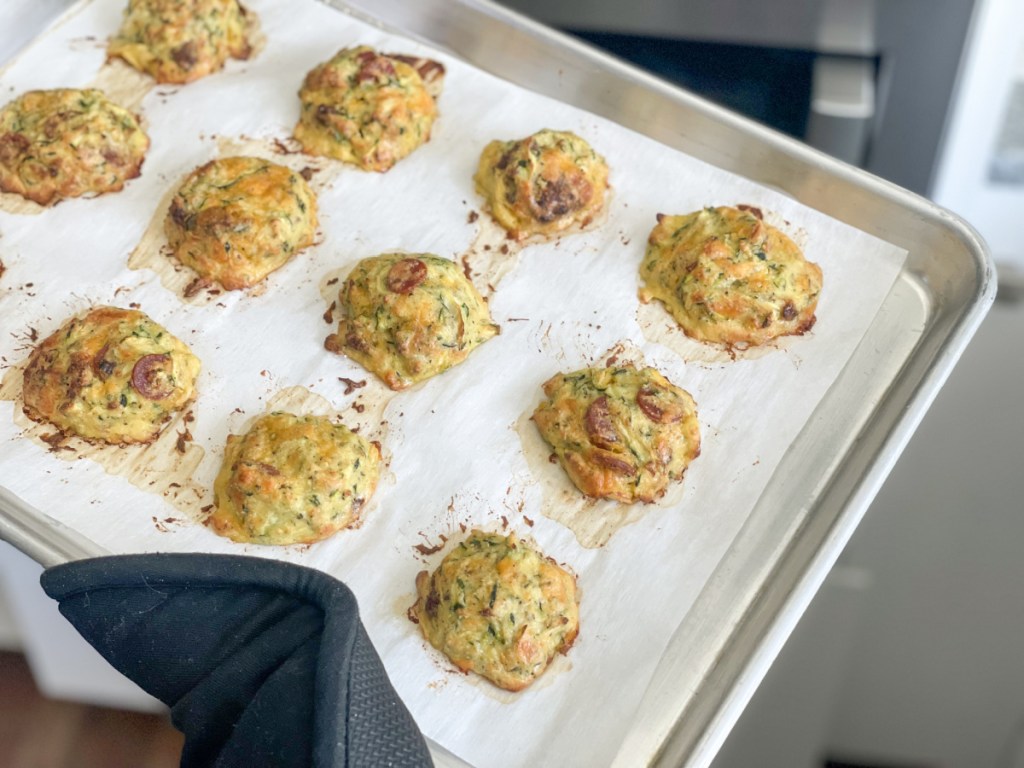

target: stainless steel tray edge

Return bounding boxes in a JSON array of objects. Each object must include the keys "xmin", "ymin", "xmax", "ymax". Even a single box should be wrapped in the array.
[{"xmin": 0, "ymin": 487, "xmax": 109, "ymax": 568}]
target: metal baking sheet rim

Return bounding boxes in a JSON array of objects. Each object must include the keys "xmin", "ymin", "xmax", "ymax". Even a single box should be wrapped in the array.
[{"xmin": 0, "ymin": 1, "xmax": 995, "ymax": 767}]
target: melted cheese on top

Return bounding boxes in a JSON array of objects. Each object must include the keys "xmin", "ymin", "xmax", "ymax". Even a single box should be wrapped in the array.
[
  {"xmin": 294, "ymin": 46, "xmax": 438, "ymax": 172},
  {"xmin": 474, "ymin": 128, "xmax": 609, "ymax": 240},
  {"xmin": 211, "ymin": 411, "xmax": 380, "ymax": 545},
  {"xmin": 532, "ymin": 365, "xmax": 701, "ymax": 503},
  {"xmin": 327, "ymin": 252, "xmax": 499, "ymax": 390},
  {"xmin": 414, "ymin": 531, "xmax": 579, "ymax": 691},
  {"xmin": 640, "ymin": 206, "xmax": 823, "ymax": 346},
  {"xmin": 0, "ymin": 88, "xmax": 149, "ymax": 205},
  {"xmin": 164, "ymin": 155, "xmax": 319, "ymax": 291},
  {"xmin": 108, "ymin": 0, "xmax": 254, "ymax": 84},
  {"xmin": 22, "ymin": 306, "xmax": 200, "ymax": 444}
]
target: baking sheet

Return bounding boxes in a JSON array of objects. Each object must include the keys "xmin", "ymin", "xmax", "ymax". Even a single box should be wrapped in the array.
[{"xmin": 0, "ymin": 1, "xmax": 907, "ymax": 766}]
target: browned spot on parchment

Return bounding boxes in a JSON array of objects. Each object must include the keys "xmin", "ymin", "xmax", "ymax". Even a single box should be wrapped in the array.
[
  {"xmin": 318, "ymin": 264, "xmax": 357, "ymax": 307},
  {"xmin": 88, "ymin": 58, "xmax": 155, "ymax": 114},
  {"xmin": 125, "ymin": 179, "xmax": 202, "ymax": 301},
  {"xmin": 1, "ymin": 357, "xmax": 207, "ymax": 518},
  {"xmin": 635, "ymin": 299, "xmax": 787, "ymax": 365},
  {"xmin": 263, "ymin": 384, "xmax": 391, "ymax": 447},
  {"xmin": 459, "ymin": 216, "xmax": 522, "ymax": 299},
  {"xmin": 461, "ymin": 194, "xmax": 612, "ymax": 299},
  {"xmin": 0, "ymin": 192, "xmax": 45, "ymax": 216}
]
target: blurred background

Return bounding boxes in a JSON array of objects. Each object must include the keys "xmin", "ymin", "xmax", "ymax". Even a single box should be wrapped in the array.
[{"xmin": 1, "ymin": 0, "xmax": 1023, "ymax": 766}]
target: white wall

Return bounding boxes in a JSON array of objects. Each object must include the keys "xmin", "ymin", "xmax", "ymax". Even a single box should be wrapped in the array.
[
  {"xmin": 714, "ymin": 297, "xmax": 1024, "ymax": 768},
  {"xmin": 822, "ymin": 297, "xmax": 1024, "ymax": 767}
]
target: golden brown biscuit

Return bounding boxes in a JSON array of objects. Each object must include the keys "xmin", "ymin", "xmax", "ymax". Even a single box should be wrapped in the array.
[
  {"xmin": 0, "ymin": 89, "xmax": 149, "ymax": 206},
  {"xmin": 108, "ymin": 0, "xmax": 255, "ymax": 85},
  {"xmin": 326, "ymin": 253, "xmax": 499, "ymax": 390},
  {"xmin": 532, "ymin": 365, "xmax": 700, "ymax": 503},
  {"xmin": 639, "ymin": 205, "xmax": 823, "ymax": 347},
  {"xmin": 22, "ymin": 306, "xmax": 200, "ymax": 444},
  {"xmin": 210, "ymin": 411, "xmax": 381, "ymax": 545},
  {"xmin": 165, "ymin": 156, "xmax": 318, "ymax": 291},
  {"xmin": 474, "ymin": 128, "xmax": 609, "ymax": 240},
  {"xmin": 293, "ymin": 46, "xmax": 441, "ymax": 172},
  {"xmin": 412, "ymin": 530, "xmax": 579, "ymax": 691}
]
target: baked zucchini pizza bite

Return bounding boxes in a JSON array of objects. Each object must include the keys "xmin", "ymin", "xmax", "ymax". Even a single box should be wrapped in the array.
[
  {"xmin": 22, "ymin": 306, "xmax": 200, "ymax": 445},
  {"xmin": 474, "ymin": 128, "xmax": 609, "ymax": 240},
  {"xmin": 412, "ymin": 530, "xmax": 579, "ymax": 692},
  {"xmin": 165, "ymin": 155, "xmax": 318, "ymax": 291},
  {"xmin": 532, "ymin": 365, "xmax": 700, "ymax": 504},
  {"xmin": 326, "ymin": 253, "xmax": 499, "ymax": 390},
  {"xmin": 108, "ymin": 0, "xmax": 255, "ymax": 85},
  {"xmin": 0, "ymin": 88, "xmax": 149, "ymax": 206},
  {"xmin": 210, "ymin": 411, "xmax": 380, "ymax": 546},
  {"xmin": 640, "ymin": 205, "xmax": 823, "ymax": 347},
  {"xmin": 293, "ymin": 46, "xmax": 443, "ymax": 172}
]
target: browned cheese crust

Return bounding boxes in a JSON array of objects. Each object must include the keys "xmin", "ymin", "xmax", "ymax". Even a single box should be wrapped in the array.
[
  {"xmin": 22, "ymin": 306, "xmax": 200, "ymax": 445},
  {"xmin": 294, "ymin": 46, "xmax": 442, "ymax": 172},
  {"xmin": 210, "ymin": 411, "xmax": 380, "ymax": 545},
  {"xmin": 639, "ymin": 205, "xmax": 823, "ymax": 347},
  {"xmin": 532, "ymin": 365, "xmax": 700, "ymax": 503},
  {"xmin": 412, "ymin": 531, "xmax": 579, "ymax": 691},
  {"xmin": 108, "ymin": 0, "xmax": 255, "ymax": 84},
  {"xmin": 0, "ymin": 89, "xmax": 149, "ymax": 206},
  {"xmin": 326, "ymin": 253, "xmax": 499, "ymax": 390},
  {"xmin": 474, "ymin": 128, "xmax": 609, "ymax": 240},
  {"xmin": 164, "ymin": 155, "xmax": 319, "ymax": 291}
]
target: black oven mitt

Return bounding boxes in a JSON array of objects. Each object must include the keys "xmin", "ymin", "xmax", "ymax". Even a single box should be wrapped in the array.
[{"xmin": 39, "ymin": 553, "xmax": 433, "ymax": 768}]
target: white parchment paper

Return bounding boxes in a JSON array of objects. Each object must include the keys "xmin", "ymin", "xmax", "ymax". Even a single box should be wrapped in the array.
[{"xmin": 0, "ymin": 1, "xmax": 907, "ymax": 766}]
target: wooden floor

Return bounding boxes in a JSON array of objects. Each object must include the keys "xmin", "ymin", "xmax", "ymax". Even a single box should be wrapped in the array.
[{"xmin": 0, "ymin": 651, "xmax": 183, "ymax": 768}]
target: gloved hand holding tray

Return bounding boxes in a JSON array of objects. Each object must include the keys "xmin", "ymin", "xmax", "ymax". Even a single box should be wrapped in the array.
[{"xmin": 0, "ymin": 1, "xmax": 993, "ymax": 767}]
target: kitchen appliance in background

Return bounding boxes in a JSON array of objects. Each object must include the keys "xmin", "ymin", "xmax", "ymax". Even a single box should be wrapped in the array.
[{"xmin": 495, "ymin": 0, "xmax": 974, "ymax": 196}]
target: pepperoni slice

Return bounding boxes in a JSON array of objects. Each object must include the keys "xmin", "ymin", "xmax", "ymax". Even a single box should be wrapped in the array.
[
  {"xmin": 131, "ymin": 354, "xmax": 174, "ymax": 400},
  {"xmin": 532, "ymin": 174, "xmax": 591, "ymax": 222},
  {"xmin": 591, "ymin": 451, "xmax": 635, "ymax": 476},
  {"xmin": 636, "ymin": 386, "xmax": 684, "ymax": 424},
  {"xmin": 585, "ymin": 395, "xmax": 618, "ymax": 449},
  {"xmin": 356, "ymin": 53, "xmax": 396, "ymax": 84},
  {"xmin": 386, "ymin": 258, "xmax": 427, "ymax": 294},
  {"xmin": 93, "ymin": 344, "xmax": 116, "ymax": 380}
]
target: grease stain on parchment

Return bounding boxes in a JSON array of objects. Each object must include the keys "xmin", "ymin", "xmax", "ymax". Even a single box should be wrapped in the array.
[
  {"xmin": 636, "ymin": 299, "xmax": 803, "ymax": 366},
  {"xmin": 425, "ymin": 646, "xmax": 573, "ymax": 704},
  {"xmin": 459, "ymin": 218, "xmax": 522, "ymax": 299},
  {"xmin": 0, "ymin": 358, "xmax": 207, "ymax": 520},
  {"xmin": 458, "ymin": 202, "xmax": 611, "ymax": 300},
  {"xmin": 318, "ymin": 263, "xmax": 356, "ymax": 319},
  {"xmin": 88, "ymin": 58, "xmax": 155, "ymax": 114},
  {"xmin": 0, "ymin": 194, "xmax": 45, "ymax": 216}
]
